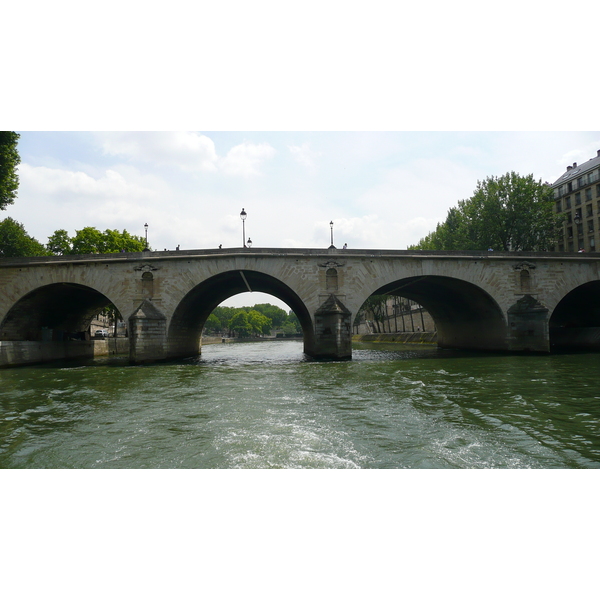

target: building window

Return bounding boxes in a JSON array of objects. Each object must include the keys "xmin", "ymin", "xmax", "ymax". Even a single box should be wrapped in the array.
[
  {"xmin": 565, "ymin": 196, "xmax": 571, "ymax": 209},
  {"xmin": 555, "ymin": 201, "xmax": 562, "ymax": 212},
  {"xmin": 588, "ymin": 220, "xmax": 595, "ymax": 233},
  {"xmin": 596, "ymin": 184, "xmax": 600, "ymax": 197},
  {"xmin": 587, "ymin": 204, "xmax": 594, "ymax": 217},
  {"xmin": 586, "ymin": 188, "xmax": 593, "ymax": 202},
  {"xmin": 575, "ymin": 192, "xmax": 581, "ymax": 205},
  {"xmin": 568, "ymin": 226, "xmax": 573, "ymax": 238},
  {"xmin": 591, "ymin": 238, "xmax": 596, "ymax": 249},
  {"xmin": 577, "ymin": 223, "xmax": 584, "ymax": 236}
]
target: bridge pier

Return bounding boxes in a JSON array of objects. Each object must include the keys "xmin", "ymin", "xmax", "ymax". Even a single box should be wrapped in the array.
[
  {"xmin": 310, "ymin": 295, "xmax": 352, "ymax": 360},
  {"xmin": 129, "ymin": 300, "xmax": 168, "ymax": 364},
  {"xmin": 507, "ymin": 295, "xmax": 550, "ymax": 352}
]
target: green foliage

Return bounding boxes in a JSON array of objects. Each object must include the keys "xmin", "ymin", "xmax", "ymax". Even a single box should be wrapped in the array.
[
  {"xmin": 207, "ymin": 303, "xmax": 299, "ymax": 336},
  {"xmin": 46, "ymin": 227, "xmax": 148, "ymax": 255},
  {"xmin": 280, "ymin": 321, "xmax": 298, "ymax": 336},
  {"xmin": 361, "ymin": 294, "xmax": 390, "ymax": 332},
  {"xmin": 211, "ymin": 306, "xmax": 237, "ymax": 331},
  {"xmin": 203, "ymin": 313, "xmax": 222, "ymax": 334},
  {"xmin": 410, "ymin": 172, "xmax": 562, "ymax": 251},
  {"xmin": 247, "ymin": 309, "xmax": 272, "ymax": 335},
  {"xmin": 228, "ymin": 311, "xmax": 252, "ymax": 337},
  {"xmin": 46, "ymin": 229, "xmax": 72, "ymax": 255},
  {"xmin": 252, "ymin": 303, "xmax": 288, "ymax": 327},
  {"xmin": 0, "ymin": 217, "xmax": 48, "ymax": 257},
  {"xmin": 286, "ymin": 311, "xmax": 300, "ymax": 333},
  {"xmin": 0, "ymin": 132, "xmax": 20, "ymax": 210}
]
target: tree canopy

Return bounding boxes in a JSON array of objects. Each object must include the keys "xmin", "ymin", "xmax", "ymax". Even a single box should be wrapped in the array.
[
  {"xmin": 47, "ymin": 227, "xmax": 147, "ymax": 255},
  {"xmin": 409, "ymin": 172, "xmax": 563, "ymax": 251},
  {"xmin": 0, "ymin": 132, "xmax": 20, "ymax": 211},
  {"xmin": 206, "ymin": 303, "xmax": 299, "ymax": 337},
  {"xmin": 0, "ymin": 217, "xmax": 47, "ymax": 257}
]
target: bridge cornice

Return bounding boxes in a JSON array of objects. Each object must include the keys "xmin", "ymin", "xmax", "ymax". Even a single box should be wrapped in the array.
[{"xmin": 2, "ymin": 248, "xmax": 600, "ymax": 268}]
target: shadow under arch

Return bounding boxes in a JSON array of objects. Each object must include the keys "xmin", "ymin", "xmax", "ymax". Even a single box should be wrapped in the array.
[
  {"xmin": 549, "ymin": 280, "xmax": 600, "ymax": 350},
  {"xmin": 167, "ymin": 269, "xmax": 315, "ymax": 359},
  {"xmin": 0, "ymin": 282, "xmax": 121, "ymax": 341},
  {"xmin": 368, "ymin": 275, "xmax": 508, "ymax": 351}
]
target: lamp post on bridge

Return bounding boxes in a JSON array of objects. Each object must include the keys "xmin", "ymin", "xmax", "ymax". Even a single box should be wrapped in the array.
[
  {"xmin": 240, "ymin": 208, "xmax": 247, "ymax": 248},
  {"xmin": 144, "ymin": 223, "xmax": 149, "ymax": 250},
  {"xmin": 329, "ymin": 220, "xmax": 335, "ymax": 249}
]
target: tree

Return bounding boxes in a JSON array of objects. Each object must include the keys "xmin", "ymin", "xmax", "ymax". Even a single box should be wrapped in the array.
[
  {"xmin": 252, "ymin": 303, "xmax": 288, "ymax": 328},
  {"xmin": 410, "ymin": 172, "xmax": 563, "ymax": 251},
  {"xmin": 0, "ymin": 132, "xmax": 20, "ymax": 210},
  {"xmin": 46, "ymin": 229, "xmax": 72, "ymax": 255},
  {"xmin": 228, "ymin": 311, "xmax": 252, "ymax": 338},
  {"xmin": 211, "ymin": 306, "xmax": 237, "ymax": 332},
  {"xmin": 361, "ymin": 295, "xmax": 389, "ymax": 332},
  {"xmin": 285, "ymin": 311, "xmax": 300, "ymax": 333},
  {"xmin": 0, "ymin": 217, "xmax": 47, "ymax": 257},
  {"xmin": 48, "ymin": 227, "xmax": 148, "ymax": 255},
  {"xmin": 203, "ymin": 313, "xmax": 222, "ymax": 334},
  {"xmin": 466, "ymin": 172, "xmax": 562, "ymax": 251},
  {"xmin": 247, "ymin": 309, "xmax": 272, "ymax": 336}
]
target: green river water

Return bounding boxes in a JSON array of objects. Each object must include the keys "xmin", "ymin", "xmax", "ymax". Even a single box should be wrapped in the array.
[{"xmin": 1, "ymin": 340, "xmax": 599, "ymax": 469}]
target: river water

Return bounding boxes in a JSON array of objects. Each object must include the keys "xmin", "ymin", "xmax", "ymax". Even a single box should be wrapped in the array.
[{"xmin": 1, "ymin": 340, "xmax": 599, "ymax": 469}]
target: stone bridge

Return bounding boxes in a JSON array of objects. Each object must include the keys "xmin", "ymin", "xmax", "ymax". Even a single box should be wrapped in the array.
[{"xmin": 1, "ymin": 247, "xmax": 599, "ymax": 366}]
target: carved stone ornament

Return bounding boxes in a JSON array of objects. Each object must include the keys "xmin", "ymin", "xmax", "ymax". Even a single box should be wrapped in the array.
[
  {"xmin": 513, "ymin": 261, "xmax": 537, "ymax": 271},
  {"xmin": 134, "ymin": 264, "xmax": 160, "ymax": 273},
  {"xmin": 317, "ymin": 260, "xmax": 345, "ymax": 269}
]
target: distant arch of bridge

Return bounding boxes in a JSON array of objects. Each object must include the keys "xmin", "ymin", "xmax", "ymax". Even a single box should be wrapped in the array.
[{"xmin": 1, "ymin": 247, "xmax": 599, "ymax": 366}]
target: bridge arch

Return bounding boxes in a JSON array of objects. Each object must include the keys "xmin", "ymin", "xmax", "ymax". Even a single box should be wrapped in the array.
[
  {"xmin": 361, "ymin": 275, "xmax": 508, "ymax": 351},
  {"xmin": 166, "ymin": 269, "xmax": 315, "ymax": 359},
  {"xmin": 0, "ymin": 282, "xmax": 126, "ymax": 342},
  {"xmin": 549, "ymin": 281, "xmax": 600, "ymax": 350}
]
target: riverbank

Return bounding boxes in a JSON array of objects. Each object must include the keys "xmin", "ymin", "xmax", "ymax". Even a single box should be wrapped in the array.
[{"xmin": 353, "ymin": 332, "xmax": 437, "ymax": 344}]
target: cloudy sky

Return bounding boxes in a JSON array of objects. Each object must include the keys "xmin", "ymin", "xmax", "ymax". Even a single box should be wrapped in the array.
[{"xmin": 8, "ymin": 131, "xmax": 600, "ymax": 252}]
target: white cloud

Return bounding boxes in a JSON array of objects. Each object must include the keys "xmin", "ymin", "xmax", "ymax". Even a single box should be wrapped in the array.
[
  {"xmin": 18, "ymin": 163, "xmax": 166, "ymax": 203},
  {"xmin": 97, "ymin": 132, "xmax": 218, "ymax": 172},
  {"xmin": 288, "ymin": 142, "xmax": 319, "ymax": 169},
  {"xmin": 96, "ymin": 132, "xmax": 276, "ymax": 176},
  {"xmin": 219, "ymin": 142, "xmax": 276, "ymax": 177}
]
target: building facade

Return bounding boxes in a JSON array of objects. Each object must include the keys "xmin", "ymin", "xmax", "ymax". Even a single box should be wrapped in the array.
[{"xmin": 552, "ymin": 150, "xmax": 600, "ymax": 252}]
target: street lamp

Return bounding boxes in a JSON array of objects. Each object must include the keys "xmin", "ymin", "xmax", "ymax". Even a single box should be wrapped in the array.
[
  {"xmin": 247, "ymin": 238, "xmax": 252, "ymax": 248},
  {"xmin": 144, "ymin": 223, "xmax": 149, "ymax": 250},
  {"xmin": 240, "ymin": 208, "xmax": 247, "ymax": 247},
  {"xmin": 329, "ymin": 220, "xmax": 335, "ymax": 249}
]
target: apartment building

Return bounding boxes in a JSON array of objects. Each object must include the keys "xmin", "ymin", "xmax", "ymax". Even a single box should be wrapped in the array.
[{"xmin": 552, "ymin": 150, "xmax": 600, "ymax": 252}]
